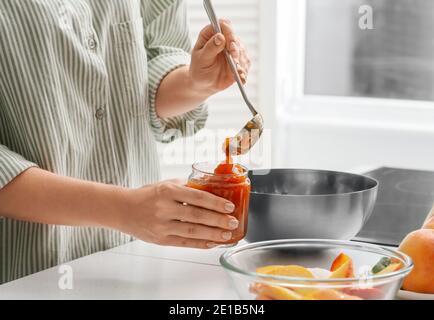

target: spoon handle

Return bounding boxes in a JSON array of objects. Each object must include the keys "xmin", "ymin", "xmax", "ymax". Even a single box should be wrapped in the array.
[{"xmin": 203, "ymin": 0, "xmax": 258, "ymax": 116}]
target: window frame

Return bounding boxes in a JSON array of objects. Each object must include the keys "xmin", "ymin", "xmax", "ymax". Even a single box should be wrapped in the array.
[{"xmin": 275, "ymin": 0, "xmax": 434, "ymax": 130}]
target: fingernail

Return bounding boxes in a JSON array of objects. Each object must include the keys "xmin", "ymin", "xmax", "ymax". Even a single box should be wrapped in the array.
[
  {"xmin": 222, "ymin": 232, "xmax": 233, "ymax": 241},
  {"xmin": 207, "ymin": 243, "xmax": 218, "ymax": 249},
  {"xmin": 225, "ymin": 202, "xmax": 235, "ymax": 213},
  {"xmin": 240, "ymin": 73, "xmax": 247, "ymax": 82},
  {"xmin": 230, "ymin": 41, "xmax": 237, "ymax": 51},
  {"xmin": 214, "ymin": 34, "xmax": 223, "ymax": 46},
  {"xmin": 228, "ymin": 219, "xmax": 239, "ymax": 230}
]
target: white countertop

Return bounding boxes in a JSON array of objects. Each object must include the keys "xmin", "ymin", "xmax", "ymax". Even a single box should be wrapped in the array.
[
  {"xmin": 0, "ymin": 240, "xmax": 423, "ymax": 300},
  {"xmin": 0, "ymin": 241, "xmax": 239, "ymax": 300}
]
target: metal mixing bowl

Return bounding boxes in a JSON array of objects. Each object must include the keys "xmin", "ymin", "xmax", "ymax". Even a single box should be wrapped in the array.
[{"xmin": 246, "ymin": 169, "xmax": 379, "ymax": 242}]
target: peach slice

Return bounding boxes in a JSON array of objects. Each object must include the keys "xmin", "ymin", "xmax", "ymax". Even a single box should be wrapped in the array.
[
  {"xmin": 251, "ymin": 283, "xmax": 305, "ymax": 300},
  {"xmin": 255, "ymin": 293, "xmax": 273, "ymax": 301},
  {"xmin": 254, "ymin": 266, "xmax": 318, "ymax": 298},
  {"xmin": 330, "ymin": 253, "xmax": 351, "ymax": 271},
  {"xmin": 329, "ymin": 254, "xmax": 355, "ymax": 279},
  {"xmin": 307, "ymin": 289, "xmax": 363, "ymax": 300},
  {"xmin": 308, "ymin": 268, "xmax": 332, "ymax": 279},
  {"xmin": 256, "ymin": 285, "xmax": 303, "ymax": 300},
  {"xmin": 342, "ymin": 287, "xmax": 384, "ymax": 300},
  {"xmin": 256, "ymin": 265, "xmax": 315, "ymax": 278},
  {"xmin": 249, "ymin": 283, "xmax": 264, "ymax": 295},
  {"xmin": 255, "ymin": 265, "xmax": 317, "ymax": 298}
]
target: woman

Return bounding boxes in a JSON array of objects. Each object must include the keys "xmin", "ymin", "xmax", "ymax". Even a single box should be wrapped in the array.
[{"xmin": 0, "ymin": 0, "xmax": 250, "ymax": 283}]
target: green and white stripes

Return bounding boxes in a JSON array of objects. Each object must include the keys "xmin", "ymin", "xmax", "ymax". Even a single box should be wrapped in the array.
[{"xmin": 0, "ymin": 0, "xmax": 207, "ymax": 284}]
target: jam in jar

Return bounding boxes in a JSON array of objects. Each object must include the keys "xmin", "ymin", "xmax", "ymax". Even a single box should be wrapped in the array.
[{"xmin": 187, "ymin": 140, "xmax": 251, "ymax": 246}]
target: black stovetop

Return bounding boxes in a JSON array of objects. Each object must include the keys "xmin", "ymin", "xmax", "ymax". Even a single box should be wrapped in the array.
[{"xmin": 354, "ymin": 167, "xmax": 434, "ymax": 247}]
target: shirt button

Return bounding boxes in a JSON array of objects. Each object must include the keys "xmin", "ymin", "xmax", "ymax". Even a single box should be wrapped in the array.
[
  {"xmin": 87, "ymin": 36, "xmax": 97, "ymax": 50},
  {"xmin": 95, "ymin": 107, "xmax": 106, "ymax": 120}
]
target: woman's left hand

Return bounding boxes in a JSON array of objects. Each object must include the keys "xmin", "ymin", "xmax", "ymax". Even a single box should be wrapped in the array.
[{"xmin": 189, "ymin": 19, "xmax": 251, "ymax": 96}]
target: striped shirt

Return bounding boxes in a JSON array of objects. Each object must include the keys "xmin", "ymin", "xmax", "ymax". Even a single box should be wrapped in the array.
[{"xmin": 0, "ymin": 0, "xmax": 208, "ymax": 284}]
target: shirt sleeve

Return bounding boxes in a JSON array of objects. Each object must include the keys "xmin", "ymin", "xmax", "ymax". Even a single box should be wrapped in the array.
[
  {"xmin": 142, "ymin": 0, "xmax": 208, "ymax": 143},
  {"xmin": 0, "ymin": 144, "xmax": 38, "ymax": 190}
]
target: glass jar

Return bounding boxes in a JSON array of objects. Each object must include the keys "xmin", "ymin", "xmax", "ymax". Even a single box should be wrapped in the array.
[{"xmin": 187, "ymin": 162, "xmax": 251, "ymax": 245}]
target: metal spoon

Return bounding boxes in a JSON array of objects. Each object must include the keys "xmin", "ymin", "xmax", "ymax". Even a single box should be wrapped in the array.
[{"xmin": 203, "ymin": 0, "xmax": 264, "ymax": 156}]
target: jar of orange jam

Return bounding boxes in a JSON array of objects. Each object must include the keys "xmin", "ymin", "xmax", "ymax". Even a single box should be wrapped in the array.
[{"xmin": 187, "ymin": 162, "xmax": 251, "ymax": 245}]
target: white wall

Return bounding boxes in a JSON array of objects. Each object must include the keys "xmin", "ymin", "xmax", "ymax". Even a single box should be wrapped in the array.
[{"xmin": 276, "ymin": 117, "xmax": 434, "ymax": 173}]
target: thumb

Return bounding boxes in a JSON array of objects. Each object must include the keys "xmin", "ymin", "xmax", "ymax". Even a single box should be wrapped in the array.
[{"xmin": 200, "ymin": 33, "xmax": 226, "ymax": 65}]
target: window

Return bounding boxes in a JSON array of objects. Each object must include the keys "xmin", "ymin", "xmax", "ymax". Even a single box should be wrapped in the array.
[
  {"xmin": 304, "ymin": 0, "xmax": 434, "ymax": 101},
  {"xmin": 275, "ymin": 0, "xmax": 434, "ymax": 172}
]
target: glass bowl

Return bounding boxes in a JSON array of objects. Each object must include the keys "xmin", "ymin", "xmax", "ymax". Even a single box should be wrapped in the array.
[{"xmin": 220, "ymin": 240, "xmax": 413, "ymax": 300}]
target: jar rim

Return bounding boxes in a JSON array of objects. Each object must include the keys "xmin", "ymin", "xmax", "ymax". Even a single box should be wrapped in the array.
[{"xmin": 192, "ymin": 162, "xmax": 249, "ymax": 177}]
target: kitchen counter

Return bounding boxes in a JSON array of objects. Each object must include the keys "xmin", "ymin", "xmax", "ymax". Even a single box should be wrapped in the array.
[
  {"xmin": 0, "ymin": 240, "xmax": 415, "ymax": 300},
  {"xmin": 0, "ymin": 241, "xmax": 239, "ymax": 300}
]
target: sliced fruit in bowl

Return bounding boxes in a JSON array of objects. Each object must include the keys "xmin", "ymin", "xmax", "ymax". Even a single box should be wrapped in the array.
[
  {"xmin": 252, "ymin": 252, "xmax": 404, "ymax": 300},
  {"xmin": 256, "ymin": 265, "xmax": 315, "ymax": 278},
  {"xmin": 252, "ymin": 284, "xmax": 303, "ymax": 301},
  {"xmin": 220, "ymin": 240, "xmax": 413, "ymax": 300},
  {"xmin": 329, "ymin": 253, "xmax": 355, "ymax": 279}
]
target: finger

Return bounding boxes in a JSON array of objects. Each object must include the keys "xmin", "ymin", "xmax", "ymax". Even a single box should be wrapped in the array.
[
  {"xmin": 219, "ymin": 20, "xmax": 238, "ymax": 57},
  {"xmin": 236, "ymin": 63, "xmax": 247, "ymax": 83},
  {"xmin": 220, "ymin": 20, "xmax": 237, "ymax": 50},
  {"xmin": 229, "ymin": 41, "xmax": 240, "ymax": 62},
  {"xmin": 220, "ymin": 21, "xmax": 244, "ymax": 69},
  {"xmin": 173, "ymin": 184, "xmax": 235, "ymax": 214},
  {"xmin": 233, "ymin": 62, "xmax": 247, "ymax": 85},
  {"xmin": 240, "ymin": 73, "xmax": 247, "ymax": 85},
  {"xmin": 200, "ymin": 33, "xmax": 226, "ymax": 66},
  {"xmin": 166, "ymin": 221, "xmax": 233, "ymax": 243},
  {"xmin": 239, "ymin": 45, "xmax": 251, "ymax": 72},
  {"xmin": 159, "ymin": 236, "xmax": 219, "ymax": 250},
  {"xmin": 194, "ymin": 24, "xmax": 216, "ymax": 50},
  {"xmin": 170, "ymin": 203, "xmax": 239, "ymax": 230}
]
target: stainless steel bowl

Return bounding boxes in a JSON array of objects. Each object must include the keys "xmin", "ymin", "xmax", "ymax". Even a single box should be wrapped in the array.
[{"xmin": 246, "ymin": 169, "xmax": 379, "ymax": 242}]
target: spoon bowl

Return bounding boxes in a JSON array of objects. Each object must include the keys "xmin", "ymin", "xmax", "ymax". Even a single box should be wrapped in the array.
[{"xmin": 229, "ymin": 114, "xmax": 264, "ymax": 156}]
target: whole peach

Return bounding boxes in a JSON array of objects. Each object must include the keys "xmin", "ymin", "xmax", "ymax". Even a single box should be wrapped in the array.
[{"xmin": 399, "ymin": 229, "xmax": 434, "ymax": 294}]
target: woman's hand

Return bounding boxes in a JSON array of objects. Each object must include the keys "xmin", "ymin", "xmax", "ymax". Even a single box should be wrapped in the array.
[
  {"xmin": 189, "ymin": 19, "xmax": 251, "ymax": 95},
  {"xmin": 118, "ymin": 179, "xmax": 239, "ymax": 249},
  {"xmin": 155, "ymin": 20, "xmax": 251, "ymax": 119}
]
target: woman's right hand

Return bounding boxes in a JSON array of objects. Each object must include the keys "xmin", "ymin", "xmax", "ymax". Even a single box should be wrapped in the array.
[{"xmin": 117, "ymin": 179, "xmax": 239, "ymax": 249}]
